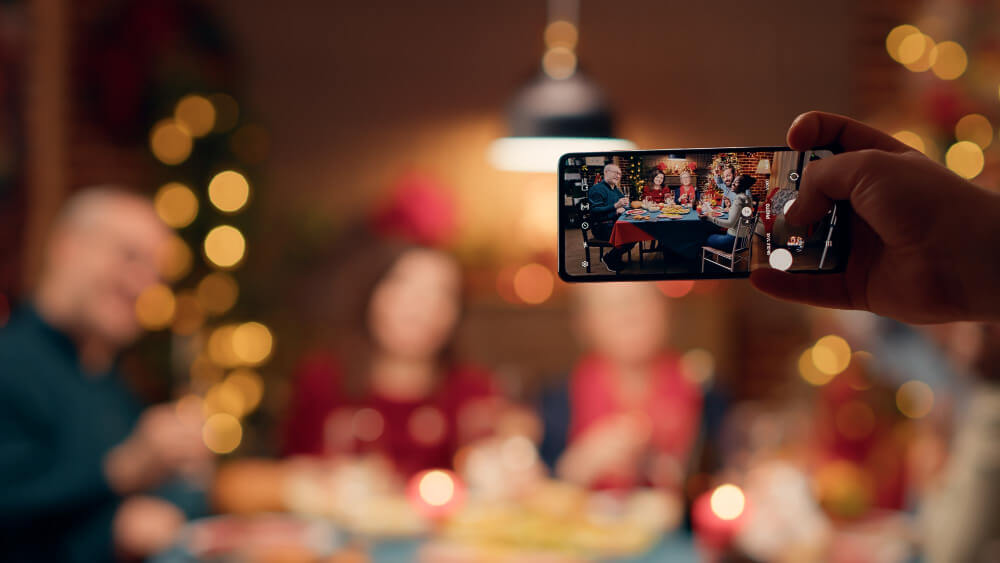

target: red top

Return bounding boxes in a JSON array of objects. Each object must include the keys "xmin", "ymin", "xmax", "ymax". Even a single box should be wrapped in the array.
[
  {"xmin": 677, "ymin": 185, "xmax": 696, "ymax": 204},
  {"xmin": 282, "ymin": 352, "xmax": 499, "ymax": 476},
  {"xmin": 644, "ymin": 187, "xmax": 667, "ymax": 203},
  {"xmin": 568, "ymin": 353, "xmax": 702, "ymax": 490}
]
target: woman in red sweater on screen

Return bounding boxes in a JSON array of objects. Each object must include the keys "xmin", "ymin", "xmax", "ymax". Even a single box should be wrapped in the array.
[
  {"xmin": 677, "ymin": 170, "xmax": 697, "ymax": 205},
  {"xmin": 282, "ymin": 240, "xmax": 500, "ymax": 478}
]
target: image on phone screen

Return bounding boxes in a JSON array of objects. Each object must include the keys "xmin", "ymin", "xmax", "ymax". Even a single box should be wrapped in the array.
[{"xmin": 558, "ymin": 147, "xmax": 848, "ymax": 281}]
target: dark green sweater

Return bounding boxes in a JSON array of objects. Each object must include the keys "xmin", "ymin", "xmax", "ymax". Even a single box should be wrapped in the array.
[{"xmin": 0, "ymin": 305, "xmax": 205, "ymax": 562}]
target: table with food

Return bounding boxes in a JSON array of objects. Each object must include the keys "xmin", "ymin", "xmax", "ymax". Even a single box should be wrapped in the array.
[
  {"xmin": 611, "ymin": 200, "xmax": 729, "ymax": 260},
  {"xmin": 151, "ymin": 456, "xmax": 699, "ymax": 562}
]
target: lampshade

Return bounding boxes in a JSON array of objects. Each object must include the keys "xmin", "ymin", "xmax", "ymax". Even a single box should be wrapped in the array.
[
  {"xmin": 756, "ymin": 158, "xmax": 771, "ymax": 175},
  {"xmin": 488, "ymin": 73, "xmax": 634, "ymax": 172}
]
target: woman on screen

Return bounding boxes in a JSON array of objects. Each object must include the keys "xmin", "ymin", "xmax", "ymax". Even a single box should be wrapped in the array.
[
  {"xmin": 701, "ymin": 174, "xmax": 755, "ymax": 251},
  {"xmin": 677, "ymin": 170, "xmax": 696, "ymax": 204},
  {"xmin": 644, "ymin": 170, "xmax": 669, "ymax": 204}
]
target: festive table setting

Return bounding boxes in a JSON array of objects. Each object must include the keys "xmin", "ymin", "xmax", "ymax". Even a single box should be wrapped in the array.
[{"xmin": 610, "ymin": 201, "xmax": 729, "ymax": 260}]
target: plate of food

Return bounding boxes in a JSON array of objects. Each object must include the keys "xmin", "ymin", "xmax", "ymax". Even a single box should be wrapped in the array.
[
  {"xmin": 626, "ymin": 209, "xmax": 645, "ymax": 215},
  {"xmin": 659, "ymin": 214, "xmax": 683, "ymax": 219}
]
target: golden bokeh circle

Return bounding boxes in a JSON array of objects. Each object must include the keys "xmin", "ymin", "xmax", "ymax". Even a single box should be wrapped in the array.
[
  {"xmin": 174, "ymin": 94, "xmax": 216, "ymax": 137},
  {"xmin": 204, "ymin": 225, "xmax": 246, "ymax": 269},
  {"xmin": 154, "ymin": 182, "xmax": 199, "ymax": 228},
  {"xmin": 150, "ymin": 119, "xmax": 193, "ymax": 165},
  {"xmin": 208, "ymin": 170, "xmax": 251, "ymax": 213}
]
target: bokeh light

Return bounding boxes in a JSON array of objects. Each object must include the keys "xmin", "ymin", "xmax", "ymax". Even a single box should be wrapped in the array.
[
  {"xmin": 892, "ymin": 130, "xmax": 926, "ymax": 154},
  {"xmin": 945, "ymin": 141, "xmax": 985, "ymax": 179},
  {"xmin": 208, "ymin": 325, "xmax": 240, "ymax": 367},
  {"xmin": 811, "ymin": 335, "xmax": 852, "ymax": 376},
  {"xmin": 656, "ymin": 280, "xmax": 695, "ymax": 298},
  {"xmin": 226, "ymin": 369, "xmax": 264, "ymax": 415},
  {"xmin": 204, "ymin": 225, "xmax": 246, "ymax": 269},
  {"xmin": 154, "ymin": 182, "xmax": 199, "ymax": 228},
  {"xmin": 197, "ymin": 272, "xmax": 239, "ymax": 315},
  {"xmin": 544, "ymin": 20, "xmax": 578, "ymax": 49},
  {"xmin": 352, "ymin": 407, "xmax": 384, "ymax": 442},
  {"xmin": 174, "ymin": 94, "xmax": 216, "ymax": 137},
  {"xmin": 149, "ymin": 119, "xmax": 193, "ymax": 165},
  {"xmin": 709, "ymin": 484, "xmax": 745, "ymax": 521},
  {"xmin": 885, "ymin": 24, "xmax": 920, "ymax": 62},
  {"xmin": 208, "ymin": 170, "xmax": 251, "ymax": 213},
  {"xmin": 231, "ymin": 321, "xmax": 273, "ymax": 365},
  {"xmin": 135, "ymin": 283, "xmax": 176, "ymax": 330},
  {"xmin": 901, "ymin": 34, "xmax": 936, "ymax": 72},
  {"xmin": 408, "ymin": 405, "xmax": 446, "ymax": 446},
  {"xmin": 929, "ymin": 41, "xmax": 968, "ymax": 80},
  {"xmin": 799, "ymin": 348, "xmax": 835, "ymax": 386},
  {"xmin": 159, "ymin": 235, "xmax": 193, "ymax": 283},
  {"xmin": 209, "ymin": 93, "xmax": 239, "ymax": 132},
  {"xmin": 203, "ymin": 381, "xmax": 246, "ymax": 417},
  {"xmin": 512, "ymin": 263, "xmax": 554, "ymax": 305},
  {"xmin": 954, "ymin": 114, "xmax": 993, "ymax": 149},
  {"xmin": 542, "ymin": 47, "xmax": 577, "ymax": 80},
  {"xmin": 203, "ymin": 412, "xmax": 242, "ymax": 454},
  {"xmin": 680, "ymin": 348, "xmax": 715, "ymax": 385},
  {"xmin": 896, "ymin": 380, "xmax": 935, "ymax": 419},
  {"xmin": 171, "ymin": 292, "xmax": 205, "ymax": 336},
  {"xmin": 418, "ymin": 469, "xmax": 456, "ymax": 507}
]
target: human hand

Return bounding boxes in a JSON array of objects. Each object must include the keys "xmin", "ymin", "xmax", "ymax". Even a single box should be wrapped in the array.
[
  {"xmin": 556, "ymin": 413, "xmax": 652, "ymax": 486},
  {"xmin": 113, "ymin": 496, "xmax": 185, "ymax": 558},
  {"xmin": 615, "ymin": 197, "xmax": 629, "ymax": 209},
  {"xmin": 106, "ymin": 403, "xmax": 212, "ymax": 494},
  {"xmin": 751, "ymin": 111, "xmax": 1000, "ymax": 323}
]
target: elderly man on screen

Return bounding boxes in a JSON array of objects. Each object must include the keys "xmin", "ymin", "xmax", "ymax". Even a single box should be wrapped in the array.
[
  {"xmin": 0, "ymin": 187, "xmax": 211, "ymax": 562},
  {"xmin": 587, "ymin": 164, "xmax": 636, "ymax": 272}
]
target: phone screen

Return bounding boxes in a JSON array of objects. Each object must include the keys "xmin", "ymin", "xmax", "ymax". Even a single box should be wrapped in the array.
[{"xmin": 558, "ymin": 147, "xmax": 848, "ymax": 281}]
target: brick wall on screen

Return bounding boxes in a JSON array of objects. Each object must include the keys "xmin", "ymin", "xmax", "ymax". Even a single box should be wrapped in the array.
[{"xmin": 735, "ymin": 151, "xmax": 774, "ymax": 200}]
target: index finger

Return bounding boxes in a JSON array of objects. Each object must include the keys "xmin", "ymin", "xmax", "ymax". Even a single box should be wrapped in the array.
[{"xmin": 787, "ymin": 111, "xmax": 913, "ymax": 154}]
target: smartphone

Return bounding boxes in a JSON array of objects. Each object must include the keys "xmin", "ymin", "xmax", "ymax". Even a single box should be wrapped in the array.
[{"xmin": 558, "ymin": 146, "xmax": 849, "ymax": 281}]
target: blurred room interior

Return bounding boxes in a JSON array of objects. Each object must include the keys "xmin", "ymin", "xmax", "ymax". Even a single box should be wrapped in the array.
[{"xmin": 1, "ymin": 0, "xmax": 998, "ymax": 561}]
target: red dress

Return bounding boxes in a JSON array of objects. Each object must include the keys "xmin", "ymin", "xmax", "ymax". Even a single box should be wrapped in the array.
[
  {"xmin": 282, "ymin": 352, "xmax": 499, "ymax": 477},
  {"xmin": 568, "ymin": 353, "xmax": 702, "ymax": 489}
]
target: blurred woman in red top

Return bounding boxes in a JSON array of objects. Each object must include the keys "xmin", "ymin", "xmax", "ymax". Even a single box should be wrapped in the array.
[
  {"xmin": 282, "ymin": 241, "xmax": 500, "ymax": 477},
  {"xmin": 551, "ymin": 283, "xmax": 703, "ymax": 491}
]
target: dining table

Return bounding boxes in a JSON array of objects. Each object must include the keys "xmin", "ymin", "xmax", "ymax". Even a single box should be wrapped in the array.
[{"xmin": 610, "ymin": 205, "xmax": 728, "ymax": 260}]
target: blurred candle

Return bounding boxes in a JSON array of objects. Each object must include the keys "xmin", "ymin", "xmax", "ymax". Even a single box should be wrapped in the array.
[
  {"xmin": 692, "ymin": 484, "xmax": 748, "ymax": 558},
  {"xmin": 406, "ymin": 469, "xmax": 465, "ymax": 519}
]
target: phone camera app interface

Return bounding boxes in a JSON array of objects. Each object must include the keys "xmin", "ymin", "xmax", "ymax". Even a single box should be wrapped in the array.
[{"xmin": 559, "ymin": 148, "xmax": 844, "ymax": 280}]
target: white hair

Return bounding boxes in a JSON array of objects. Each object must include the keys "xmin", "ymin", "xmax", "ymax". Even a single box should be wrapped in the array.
[
  {"xmin": 55, "ymin": 185, "xmax": 154, "ymax": 232},
  {"xmin": 603, "ymin": 163, "xmax": 620, "ymax": 175}
]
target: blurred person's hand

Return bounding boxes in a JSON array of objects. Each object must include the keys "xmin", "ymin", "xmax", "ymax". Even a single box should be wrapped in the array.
[
  {"xmin": 105, "ymin": 403, "xmax": 212, "ymax": 494},
  {"xmin": 751, "ymin": 111, "xmax": 1000, "ymax": 324},
  {"xmin": 113, "ymin": 496, "xmax": 185, "ymax": 558},
  {"xmin": 615, "ymin": 197, "xmax": 629, "ymax": 209},
  {"xmin": 556, "ymin": 413, "xmax": 652, "ymax": 487}
]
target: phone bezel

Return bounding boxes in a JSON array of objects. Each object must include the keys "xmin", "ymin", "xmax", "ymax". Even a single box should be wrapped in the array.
[{"xmin": 556, "ymin": 145, "xmax": 845, "ymax": 283}]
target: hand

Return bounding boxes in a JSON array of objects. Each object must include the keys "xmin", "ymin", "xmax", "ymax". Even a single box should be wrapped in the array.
[
  {"xmin": 615, "ymin": 197, "xmax": 629, "ymax": 209},
  {"xmin": 556, "ymin": 413, "xmax": 652, "ymax": 487},
  {"xmin": 617, "ymin": 207, "xmax": 625, "ymax": 215},
  {"xmin": 751, "ymin": 111, "xmax": 1000, "ymax": 323},
  {"xmin": 105, "ymin": 403, "xmax": 212, "ymax": 494},
  {"xmin": 113, "ymin": 496, "xmax": 185, "ymax": 558}
]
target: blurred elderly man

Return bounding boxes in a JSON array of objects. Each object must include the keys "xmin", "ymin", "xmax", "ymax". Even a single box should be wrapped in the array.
[{"xmin": 0, "ymin": 187, "xmax": 210, "ymax": 562}]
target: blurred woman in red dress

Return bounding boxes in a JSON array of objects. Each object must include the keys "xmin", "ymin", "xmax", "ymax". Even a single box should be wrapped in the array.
[
  {"xmin": 282, "ymin": 241, "xmax": 500, "ymax": 478},
  {"xmin": 540, "ymin": 283, "xmax": 703, "ymax": 492}
]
